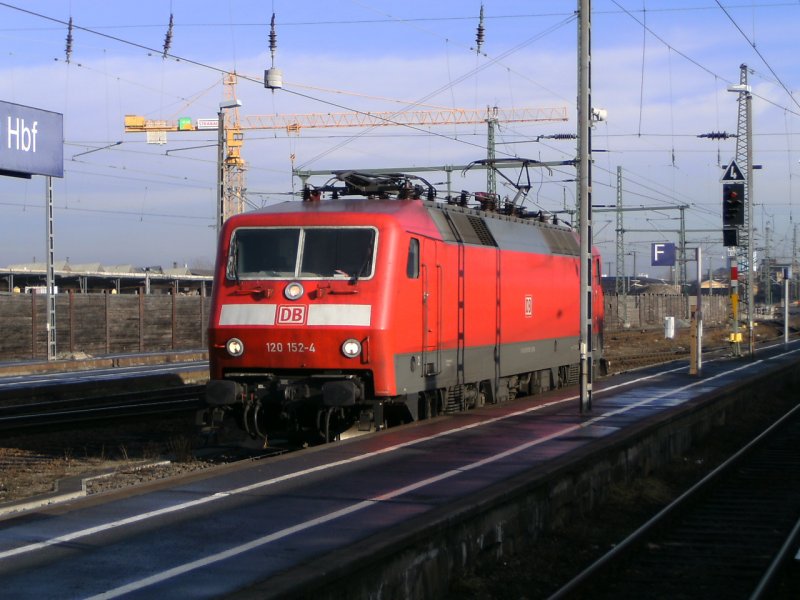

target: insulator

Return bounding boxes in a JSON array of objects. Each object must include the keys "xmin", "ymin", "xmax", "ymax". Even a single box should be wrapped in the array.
[
  {"xmin": 265, "ymin": 13, "xmax": 282, "ymax": 90},
  {"xmin": 162, "ymin": 13, "xmax": 174, "ymax": 59},
  {"xmin": 269, "ymin": 13, "xmax": 278, "ymax": 60},
  {"xmin": 65, "ymin": 17, "xmax": 73, "ymax": 64},
  {"xmin": 698, "ymin": 131, "xmax": 735, "ymax": 140},
  {"xmin": 475, "ymin": 5, "xmax": 485, "ymax": 54},
  {"xmin": 264, "ymin": 67, "xmax": 283, "ymax": 90}
]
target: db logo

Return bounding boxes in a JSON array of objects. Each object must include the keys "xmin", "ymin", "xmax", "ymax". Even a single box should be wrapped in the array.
[
  {"xmin": 524, "ymin": 295, "xmax": 533, "ymax": 318},
  {"xmin": 277, "ymin": 305, "xmax": 307, "ymax": 324}
]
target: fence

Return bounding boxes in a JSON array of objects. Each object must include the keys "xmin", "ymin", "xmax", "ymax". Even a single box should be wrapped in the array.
[
  {"xmin": 0, "ymin": 291, "xmax": 209, "ymax": 361},
  {"xmin": 605, "ymin": 293, "xmax": 729, "ymax": 330},
  {"xmin": 0, "ymin": 290, "xmax": 729, "ymax": 361}
]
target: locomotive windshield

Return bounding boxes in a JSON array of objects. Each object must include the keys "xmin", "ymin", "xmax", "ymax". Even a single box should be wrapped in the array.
[{"xmin": 227, "ymin": 226, "xmax": 377, "ymax": 280}]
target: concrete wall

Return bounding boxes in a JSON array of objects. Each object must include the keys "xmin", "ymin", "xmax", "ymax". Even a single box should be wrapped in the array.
[{"xmin": 0, "ymin": 292, "xmax": 209, "ymax": 360}]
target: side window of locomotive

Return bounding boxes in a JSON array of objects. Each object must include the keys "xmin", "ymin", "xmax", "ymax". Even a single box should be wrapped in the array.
[
  {"xmin": 301, "ymin": 228, "xmax": 376, "ymax": 279},
  {"xmin": 230, "ymin": 228, "xmax": 300, "ymax": 279},
  {"xmin": 406, "ymin": 238, "xmax": 420, "ymax": 279}
]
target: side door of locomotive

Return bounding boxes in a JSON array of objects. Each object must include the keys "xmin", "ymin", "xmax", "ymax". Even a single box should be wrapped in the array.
[{"xmin": 420, "ymin": 237, "xmax": 442, "ymax": 376}]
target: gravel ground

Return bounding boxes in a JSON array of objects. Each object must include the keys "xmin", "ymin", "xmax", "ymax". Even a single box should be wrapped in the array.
[{"xmin": 0, "ymin": 414, "xmax": 207, "ymax": 505}]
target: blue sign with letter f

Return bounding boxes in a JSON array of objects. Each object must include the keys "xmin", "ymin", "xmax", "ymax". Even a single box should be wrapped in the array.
[{"xmin": 651, "ymin": 242, "xmax": 676, "ymax": 266}]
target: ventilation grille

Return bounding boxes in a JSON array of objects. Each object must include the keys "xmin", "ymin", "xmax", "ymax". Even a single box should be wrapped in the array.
[
  {"xmin": 541, "ymin": 227, "xmax": 579, "ymax": 256},
  {"xmin": 467, "ymin": 216, "xmax": 497, "ymax": 246},
  {"xmin": 445, "ymin": 211, "xmax": 497, "ymax": 247}
]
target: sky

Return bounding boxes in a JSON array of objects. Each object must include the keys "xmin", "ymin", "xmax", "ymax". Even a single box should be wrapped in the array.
[{"xmin": 0, "ymin": 1, "xmax": 799, "ymax": 278}]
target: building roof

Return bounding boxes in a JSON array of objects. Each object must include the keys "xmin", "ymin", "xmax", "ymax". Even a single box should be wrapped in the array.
[{"xmin": 1, "ymin": 262, "xmax": 212, "ymax": 293}]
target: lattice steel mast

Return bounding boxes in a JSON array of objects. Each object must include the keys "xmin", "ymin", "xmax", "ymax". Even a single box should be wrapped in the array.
[{"xmin": 731, "ymin": 64, "xmax": 755, "ymax": 354}]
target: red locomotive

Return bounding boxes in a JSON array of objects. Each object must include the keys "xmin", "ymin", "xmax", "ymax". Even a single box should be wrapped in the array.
[{"xmin": 204, "ymin": 169, "xmax": 604, "ymax": 444}]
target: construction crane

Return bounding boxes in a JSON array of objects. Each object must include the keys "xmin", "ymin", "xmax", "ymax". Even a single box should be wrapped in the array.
[{"xmin": 123, "ymin": 76, "xmax": 568, "ymax": 224}]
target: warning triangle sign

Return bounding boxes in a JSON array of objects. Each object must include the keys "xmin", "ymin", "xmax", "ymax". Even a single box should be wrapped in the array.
[{"xmin": 721, "ymin": 160, "xmax": 745, "ymax": 182}]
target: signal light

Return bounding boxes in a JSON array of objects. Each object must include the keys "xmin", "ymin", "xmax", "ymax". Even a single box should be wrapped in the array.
[
  {"xmin": 722, "ymin": 182, "xmax": 745, "ymax": 227},
  {"xmin": 722, "ymin": 228, "xmax": 739, "ymax": 247}
]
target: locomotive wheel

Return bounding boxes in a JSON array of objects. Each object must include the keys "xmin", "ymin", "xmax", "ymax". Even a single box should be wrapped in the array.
[
  {"xmin": 479, "ymin": 380, "xmax": 494, "ymax": 404},
  {"xmin": 419, "ymin": 392, "xmax": 432, "ymax": 420},
  {"xmin": 418, "ymin": 390, "xmax": 443, "ymax": 420},
  {"xmin": 323, "ymin": 407, "xmax": 335, "ymax": 443},
  {"xmin": 241, "ymin": 401, "xmax": 256, "ymax": 438},
  {"xmin": 317, "ymin": 407, "xmax": 352, "ymax": 443}
]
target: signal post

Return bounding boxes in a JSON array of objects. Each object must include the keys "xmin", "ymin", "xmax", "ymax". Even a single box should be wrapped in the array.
[{"xmin": 721, "ymin": 160, "xmax": 745, "ymax": 356}]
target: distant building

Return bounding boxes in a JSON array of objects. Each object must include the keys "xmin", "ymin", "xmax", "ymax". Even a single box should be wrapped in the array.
[
  {"xmin": 601, "ymin": 276, "xmax": 680, "ymax": 295},
  {"xmin": 0, "ymin": 261, "xmax": 212, "ymax": 295}
]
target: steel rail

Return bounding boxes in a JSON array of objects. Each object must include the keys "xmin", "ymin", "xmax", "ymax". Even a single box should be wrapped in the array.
[{"xmin": 0, "ymin": 385, "xmax": 204, "ymax": 430}]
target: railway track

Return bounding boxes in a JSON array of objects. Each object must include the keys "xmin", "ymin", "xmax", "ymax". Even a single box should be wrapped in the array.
[
  {"xmin": 604, "ymin": 349, "xmax": 688, "ymax": 372},
  {"xmin": 549, "ymin": 402, "xmax": 800, "ymax": 599},
  {"xmin": 0, "ymin": 385, "xmax": 205, "ymax": 431}
]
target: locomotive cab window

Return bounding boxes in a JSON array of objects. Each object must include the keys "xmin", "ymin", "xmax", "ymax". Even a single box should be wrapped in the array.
[
  {"xmin": 406, "ymin": 238, "xmax": 420, "ymax": 279},
  {"xmin": 228, "ymin": 226, "xmax": 377, "ymax": 281}
]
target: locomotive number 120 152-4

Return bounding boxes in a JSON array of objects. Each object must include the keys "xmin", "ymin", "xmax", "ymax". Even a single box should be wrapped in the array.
[{"xmin": 266, "ymin": 342, "xmax": 317, "ymax": 353}]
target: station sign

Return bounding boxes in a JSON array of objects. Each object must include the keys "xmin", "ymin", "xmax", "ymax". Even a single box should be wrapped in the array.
[
  {"xmin": 0, "ymin": 100, "xmax": 63, "ymax": 178},
  {"xmin": 651, "ymin": 242, "xmax": 676, "ymax": 267}
]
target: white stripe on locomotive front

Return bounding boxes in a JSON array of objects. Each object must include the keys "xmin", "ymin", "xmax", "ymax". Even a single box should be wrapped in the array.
[
  {"xmin": 219, "ymin": 304, "xmax": 277, "ymax": 325},
  {"xmin": 308, "ymin": 304, "xmax": 371, "ymax": 326},
  {"xmin": 219, "ymin": 303, "xmax": 371, "ymax": 327}
]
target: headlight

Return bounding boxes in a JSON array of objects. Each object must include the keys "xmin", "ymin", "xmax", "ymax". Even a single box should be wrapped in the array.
[
  {"xmin": 284, "ymin": 281, "xmax": 305, "ymax": 300},
  {"xmin": 226, "ymin": 338, "xmax": 244, "ymax": 357},
  {"xmin": 341, "ymin": 339, "xmax": 362, "ymax": 358}
]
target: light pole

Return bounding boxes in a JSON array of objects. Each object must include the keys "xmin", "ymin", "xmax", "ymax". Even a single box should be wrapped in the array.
[{"xmin": 217, "ymin": 98, "xmax": 242, "ymax": 239}]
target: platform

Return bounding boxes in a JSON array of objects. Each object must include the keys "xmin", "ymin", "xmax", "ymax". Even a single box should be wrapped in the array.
[{"xmin": 0, "ymin": 340, "xmax": 798, "ymax": 599}]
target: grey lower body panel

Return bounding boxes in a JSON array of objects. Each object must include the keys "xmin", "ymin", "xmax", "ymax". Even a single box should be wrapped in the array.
[{"xmin": 393, "ymin": 337, "xmax": 581, "ymax": 395}]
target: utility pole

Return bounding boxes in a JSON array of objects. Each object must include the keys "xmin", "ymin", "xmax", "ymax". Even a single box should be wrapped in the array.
[
  {"xmin": 577, "ymin": 0, "xmax": 593, "ymax": 412},
  {"xmin": 680, "ymin": 206, "xmax": 687, "ymax": 315},
  {"xmin": 217, "ymin": 95, "xmax": 243, "ymax": 237},
  {"xmin": 764, "ymin": 221, "xmax": 772, "ymax": 307},
  {"xmin": 615, "ymin": 167, "xmax": 624, "ymax": 294},
  {"xmin": 615, "ymin": 167, "xmax": 626, "ymax": 326},
  {"xmin": 793, "ymin": 223, "xmax": 798, "ymax": 303},
  {"xmin": 486, "ymin": 107, "xmax": 498, "ymax": 196},
  {"xmin": 689, "ymin": 247, "xmax": 703, "ymax": 375},
  {"xmin": 216, "ymin": 106, "xmax": 225, "ymax": 239},
  {"xmin": 744, "ymin": 70, "xmax": 755, "ymax": 356},
  {"xmin": 46, "ymin": 176, "xmax": 56, "ymax": 360}
]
